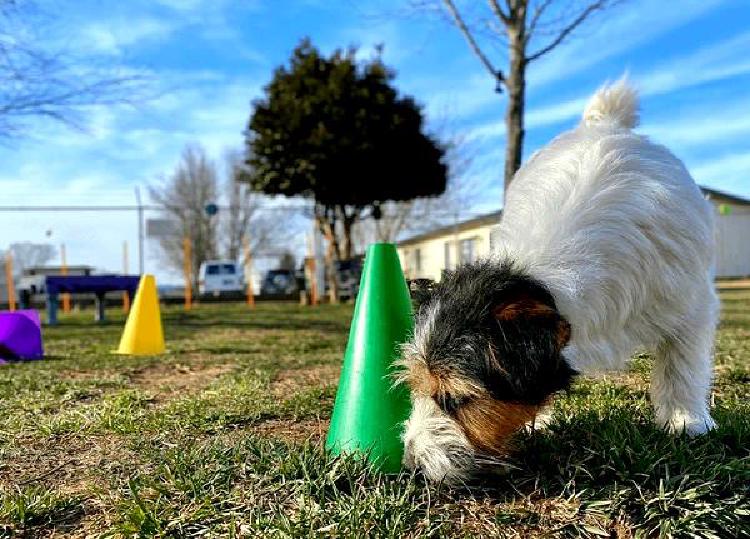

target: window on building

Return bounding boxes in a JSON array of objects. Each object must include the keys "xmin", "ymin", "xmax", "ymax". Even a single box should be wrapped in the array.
[
  {"xmin": 444, "ymin": 242, "xmax": 451, "ymax": 270},
  {"xmin": 414, "ymin": 248, "xmax": 422, "ymax": 272},
  {"xmin": 402, "ymin": 249, "xmax": 410, "ymax": 274},
  {"xmin": 459, "ymin": 238, "xmax": 476, "ymax": 264}
]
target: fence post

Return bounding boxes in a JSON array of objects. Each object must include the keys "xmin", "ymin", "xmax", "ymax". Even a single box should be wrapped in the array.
[
  {"xmin": 61, "ymin": 243, "xmax": 71, "ymax": 313},
  {"xmin": 243, "ymin": 236, "xmax": 255, "ymax": 308}
]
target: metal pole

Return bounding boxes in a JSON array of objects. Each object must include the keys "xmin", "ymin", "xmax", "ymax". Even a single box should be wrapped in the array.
[
  {"xmin": 135, "ymin": 186, "xmax": 145, "ymax": 275},
  {"xmin": 122, "ymin": 241, "xmax": 130, "ymax": 313}
]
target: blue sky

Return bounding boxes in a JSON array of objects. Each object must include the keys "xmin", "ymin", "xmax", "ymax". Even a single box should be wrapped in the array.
[{"xmin": 2, "ymin": 0, "xmax": 749, "ymax": 282}]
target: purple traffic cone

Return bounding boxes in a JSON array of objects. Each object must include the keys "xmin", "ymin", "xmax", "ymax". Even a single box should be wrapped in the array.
[{"xmin": 0, "ymin": 310, "xmax": 44, "ymax": 361}]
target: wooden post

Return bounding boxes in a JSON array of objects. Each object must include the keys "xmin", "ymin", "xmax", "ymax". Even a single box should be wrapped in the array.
[
  {"xmin": 305, "ymin": 232, "xmax": 319, "ymax": 306},
  {"xmin": 309, "ymin": 258, "xmax": 318, "ymax": 306},
  {"xmin": 183, "ymin": 237, "xmax": 192, "ymax": 311},
  {"xmin": 122, "ymin": 241, "xmax": 130, "ymax": 313},
  {"xmin": 243, "ymin": 236, "xmax": 255, "ymax": 308},
  {"xmin": 60, "ymin": 243, "xmax": 71, "ymax": 313},
  {"xmin": 5, "ymin": 254, "xmax": 16, "ymax": 312}
]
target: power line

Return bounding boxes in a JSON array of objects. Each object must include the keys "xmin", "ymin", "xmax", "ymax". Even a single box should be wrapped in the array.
[
  {"xmin": 0, "ymin": 204, "xmax": 310, "ymax": 212},
  {"xmin": 0, "ymin": 204, "xmax": 493, "ymax": 220}
]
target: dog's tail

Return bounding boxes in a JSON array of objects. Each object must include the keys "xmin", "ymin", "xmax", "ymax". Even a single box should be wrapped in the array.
[{"xmin": 582, "ymin": 77, "xmax": 639, "ymax": 129}]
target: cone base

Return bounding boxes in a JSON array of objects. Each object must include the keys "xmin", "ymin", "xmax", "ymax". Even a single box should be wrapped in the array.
[{"xmin": 110, "ymin": 349, "xmax": 167, "ymax": 356}]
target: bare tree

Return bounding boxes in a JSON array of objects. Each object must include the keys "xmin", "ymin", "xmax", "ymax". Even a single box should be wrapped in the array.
[
  {"xmin": 149, "ymin": 145, "xmax": 219, "ymax": 287},
  {"xmin": 220, "ymin": 150, "xmax": 284, "ymax": 267},
  {"xmin": 151, "ymin": 147, "xmax": 292, "ymax": 286},
  {"xmin": 2, "ymin": 242, "xmax": 56, "ymax": 275},
  {"xmin": 412, "ymin": 0, "xmax": 620, "ymax": 192},
  {"xmin": 0, "ymin": 0, "xmax": 150, "ymax": 139},
  {"xmin": 277, "ymin": 252, "xmax": 296, "ymax": 271}
]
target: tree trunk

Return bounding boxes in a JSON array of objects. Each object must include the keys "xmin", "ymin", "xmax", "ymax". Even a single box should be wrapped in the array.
[
  {"xmin": 340, "ymin": 206, "xmax": 356, "ymax": 261},
  {"xmin": 504, "ymin": 22, "xmax": 527, "ymax": 193},
  {"xmin": 316, "ymin": 212, "xmax": 340, "ymax": 304}
]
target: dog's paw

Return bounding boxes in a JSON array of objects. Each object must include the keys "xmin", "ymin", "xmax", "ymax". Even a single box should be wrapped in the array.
[{"xmin": 659, "ymin": 410, "xmax": 716, "ymax": 436}]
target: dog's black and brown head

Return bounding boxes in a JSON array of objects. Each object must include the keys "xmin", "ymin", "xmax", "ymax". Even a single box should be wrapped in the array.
[{"xmin": 399, "ymin": 260, "xmax": 576, "ymax": 483}]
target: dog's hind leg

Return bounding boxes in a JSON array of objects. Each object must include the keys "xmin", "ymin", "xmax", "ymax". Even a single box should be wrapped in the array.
[{"xmin": 650, "ymin": 289, "xmax": 718, "ymax": 435}]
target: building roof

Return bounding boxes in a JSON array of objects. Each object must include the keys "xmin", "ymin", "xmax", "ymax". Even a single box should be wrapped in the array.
[
  {"xmin": 398, "ymin": 185, "xmax": 749, "ymax": 247},
  {"xmin": 700, "ymin": 186, "xmax": 750, "ymax": 206},
  {"xmin": 398, "ymin": 210, "xmax": 502, "ymax": 247}
]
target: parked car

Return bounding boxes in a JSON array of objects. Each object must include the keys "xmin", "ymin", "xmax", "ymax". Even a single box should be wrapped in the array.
[
  {"xmin": 198, "ymin": 260, "xmax": 244, "ymax": 297},
  {"xmin": 335, "ymin": 257, "xmax": 362, "ymax": 301},
  {"xmin": 260, "ymin": 269, "xmax": 298, "ymax": 297}
]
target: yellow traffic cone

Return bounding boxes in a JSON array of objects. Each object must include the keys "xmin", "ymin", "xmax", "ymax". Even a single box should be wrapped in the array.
[{"xmin": 113, "ymin": 274, "xmax": 166, "ymax": 355}]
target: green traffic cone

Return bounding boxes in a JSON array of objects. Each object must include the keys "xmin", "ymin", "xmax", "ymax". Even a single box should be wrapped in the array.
[{"xmin": 326, "ymin": 243, "xmax": 413, "ymax": 472}]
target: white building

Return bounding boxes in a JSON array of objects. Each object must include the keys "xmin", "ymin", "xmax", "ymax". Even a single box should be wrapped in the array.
[
  {"xmin": 398, "ymin": 186, "xmax": 750, "ymax": 281},
  {"xmin": 398, "ymin": 211, "xmax": 502, "ymax": 282},
  {"xmin": 703, "ymin": 187, "xmax": 750, "ymax": 278}
]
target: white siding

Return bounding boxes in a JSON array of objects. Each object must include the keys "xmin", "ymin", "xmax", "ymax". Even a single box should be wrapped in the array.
[
  {"xmin": 715, "ymin": 213, "xmax": 750, "ymax": 277},
  {"xmin": 398, "ymin": 223, "xmax": 495, "ymax": 281}
]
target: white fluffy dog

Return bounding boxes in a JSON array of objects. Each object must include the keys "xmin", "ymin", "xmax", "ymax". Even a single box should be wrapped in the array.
[{"xmin": 399, "ymin": 79, "xmax": 718, "ymax": 483}]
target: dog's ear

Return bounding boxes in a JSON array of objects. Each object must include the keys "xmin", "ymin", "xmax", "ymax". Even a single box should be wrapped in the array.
[
  {"xmin": 409, "ymin": 278, "xmax": 436, "ymax": 311},
  {"xmin": 487, "ymin": 285, "xmax": 575, "ymax": 403},
  {"xmin": 493, "ymin": 292, "xmax": 571, "ymax": 351}
]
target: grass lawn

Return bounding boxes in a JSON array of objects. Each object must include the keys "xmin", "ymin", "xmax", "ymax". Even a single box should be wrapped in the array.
[{"xmin": 0, "ymin": 292, "xmax": 748, "ymax": 538}]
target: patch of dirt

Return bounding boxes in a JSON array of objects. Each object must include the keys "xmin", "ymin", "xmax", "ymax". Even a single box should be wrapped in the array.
[
  {"xmin": 271, "ymin": 364, "xmax": 340, "ymax": 396},
  {"xmin": 251, "ymin": 418, "xmax": 330, "ymax": 442},
  {"xmin": 0, "ymin": 434, "xmax": 139, "ymax": 493},
  {"xmin": 128, "ymin": 362, "xmax": 235, "ymax": 400}
]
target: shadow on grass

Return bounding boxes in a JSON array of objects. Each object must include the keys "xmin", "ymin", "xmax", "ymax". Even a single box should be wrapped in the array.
[{"xmin": 442, "ymin": 406, "xmax": 749, "ymax": 535}]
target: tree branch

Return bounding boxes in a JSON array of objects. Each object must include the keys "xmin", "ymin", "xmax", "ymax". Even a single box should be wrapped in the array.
[
  {"xmin": 526, "ymin": 0, "xmax": 554, "ymax": 40},
  {"xmin": 487, "ymin": 0, "xmax": 510, "ymax": 24},
  {"xmin": 442, "ymin": 0, "xmax": 498, "ymax": 78},
  {"xmin": 525, "ymin": 0, "xmax": 608, "ymax": 63}
]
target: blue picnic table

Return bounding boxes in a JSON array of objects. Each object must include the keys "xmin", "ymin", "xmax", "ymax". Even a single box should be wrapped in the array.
[{"xmin": 45, "ymin": 275, "xmax": 141, "ymax": 325}]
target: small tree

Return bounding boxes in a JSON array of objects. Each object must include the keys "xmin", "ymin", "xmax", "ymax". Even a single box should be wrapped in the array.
[
  {"xmin": 412, "ymin": 0, "xmax": 620, "ymax": 192},
  {"xmin": 244, "ymin": 39, "xmax": 447, "ymax": 300},
  {"xmin": 220, "ymin": 150, "xmax": 280, "ymax": 267},
  {"xmin": 149, "ymin": 145, "xmax": 219, "ymax": 287},
  {"xmin": 151, "ymin": 146, "xmax": 286, "ymax": 287},
  {"xmin": 2, "ymin": 242, "xmax": 56, "ymax": 276}
]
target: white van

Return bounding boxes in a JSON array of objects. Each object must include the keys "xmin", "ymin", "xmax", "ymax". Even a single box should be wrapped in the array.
[{"xmin": 198, "ymin": 260, "xmax": 244, "ymax": 297}]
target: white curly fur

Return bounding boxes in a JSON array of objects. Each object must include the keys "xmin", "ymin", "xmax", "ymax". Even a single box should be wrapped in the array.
[
  {"xmin": 495, "ymin": 79, "xmax": 717, "ymax": 435},
  {"xmin": 402, "ymin": 395, "xmax": 475, "ymax": 483},
  {"xmin": 582, "ymin": 76, "xmax": 640, "ymax": 129}
]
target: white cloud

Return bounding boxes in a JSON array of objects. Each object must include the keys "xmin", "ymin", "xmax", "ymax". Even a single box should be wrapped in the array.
[
  {"xmin": 81, "ymin": 18, "xmax": 176, "ymax": 55},
  {"xmin": 526, "ymin": 0, "xmax": 724, "ymax": 91},
  {"xmin": 435, "ymin": 0, "xmax": 731, "ymax": 138},
  {"xmin": 642, "ymin": 97, "xmax": 750, "ymax": 150},
  {"xmin": 638, "ymin": 30, "xmax": 750, "ymax": 97},
  {"xmin": 690, "ymin": 153, "xmax": 750, "ymax": 189},
  {"xmin": 467, "ymin": 28, "xmax": 750, "ymax": 141}
]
